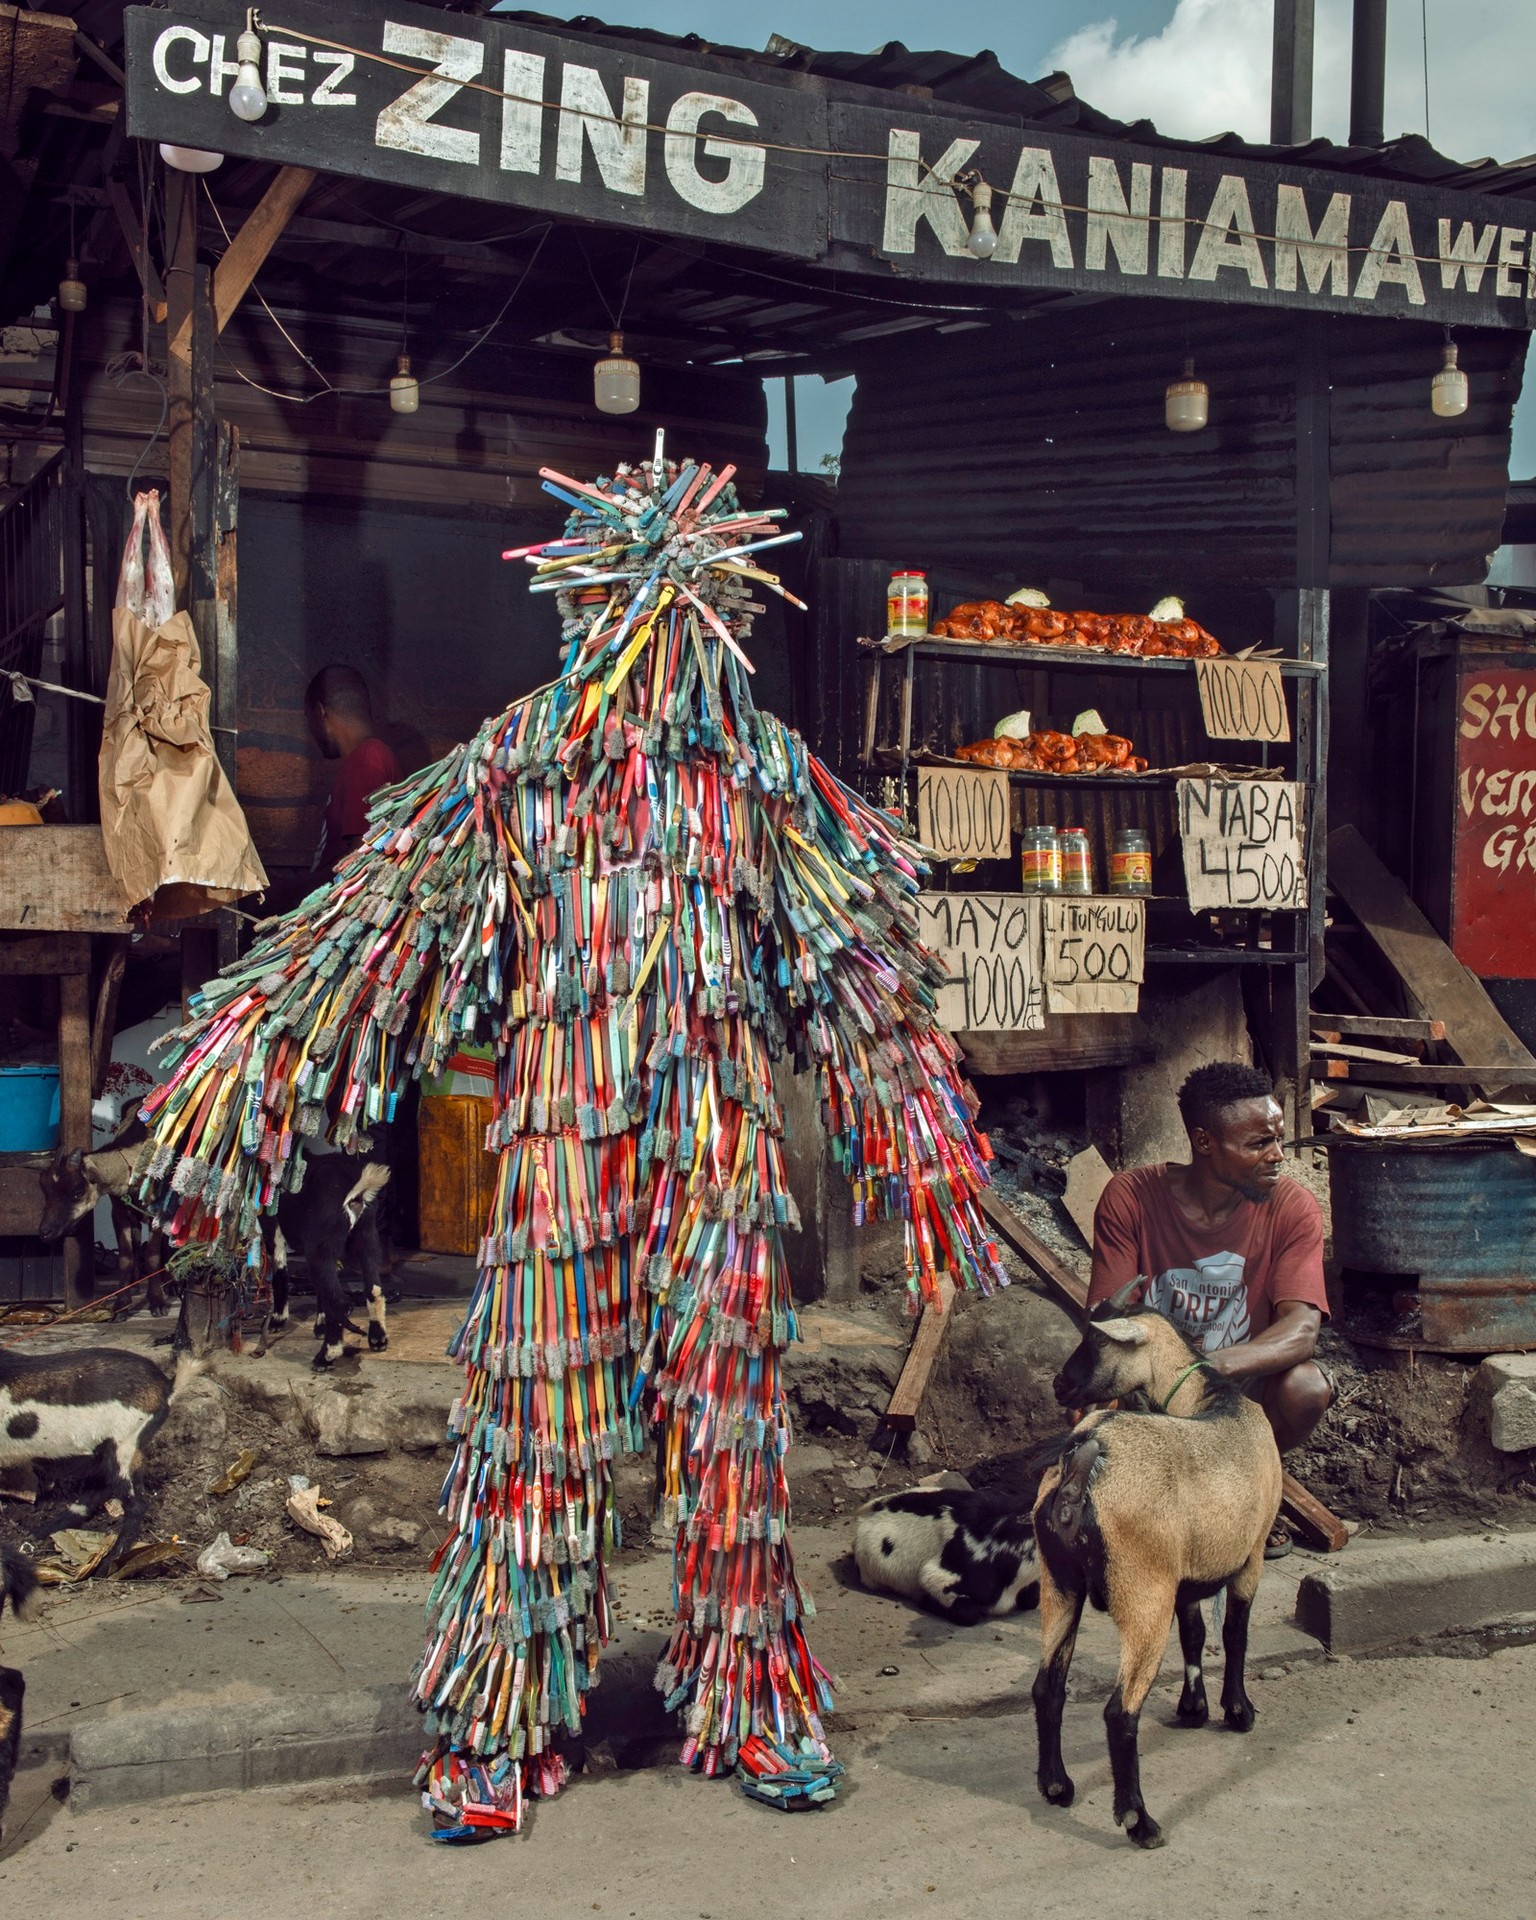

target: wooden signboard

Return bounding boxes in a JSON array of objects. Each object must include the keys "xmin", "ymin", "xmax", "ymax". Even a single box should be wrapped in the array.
[
  {"xmin": 1195, "ymin": 657, "xmax": 1290, "ymax": 743},
  {"xmin": 916, "ymin": 767, "xmax": 1011, "ymax": 862},
  {"xmin": 1449, "ymin": 666, "xmax": 1536, "ymax": 977},
  {"xmin": 917, "ymin": 893, "xmax": 1044, "ymax": 1032},
  {"xmin": 1042, "ymin": 897, "xmax": 1144, "ymax": 1015},
  {"xmin": 125, "ymin": 2, "xmax": 1536, "ymax": 327},
  {"xmin": 1178, "ymin": 778, "xmax": 1308, "ymax": 911}
]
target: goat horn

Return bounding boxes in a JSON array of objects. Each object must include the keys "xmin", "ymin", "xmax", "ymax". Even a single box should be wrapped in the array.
[{"xmin": 1101, "ymin": 1274, "xmax": 1147, "ymax": 1314}]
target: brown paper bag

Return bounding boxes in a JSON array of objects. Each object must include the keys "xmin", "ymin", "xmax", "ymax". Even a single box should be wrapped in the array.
[{"xmin": 98, "ymin": 491, "xmax": 267, "ymax": 916}]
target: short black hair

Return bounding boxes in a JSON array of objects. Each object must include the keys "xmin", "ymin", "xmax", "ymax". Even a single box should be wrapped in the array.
[
  {"xmin": 305, "ymin": 663, "xmax": 372, "ymax": 723},
  {"xmin": 1178, "ymin": 1061, "xmax": 1274, "ymax": 1136}
]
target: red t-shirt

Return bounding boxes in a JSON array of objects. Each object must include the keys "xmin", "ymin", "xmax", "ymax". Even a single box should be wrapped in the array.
[
  {"xmin": 316, "ymin": 736, "xmax": 400, "ymax": 871},
  {"xmin": 1088, "ymin": 1164, "xmax": 1328, "ymax": 1353}
]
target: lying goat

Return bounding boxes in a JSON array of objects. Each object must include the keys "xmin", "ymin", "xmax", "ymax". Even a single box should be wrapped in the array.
[
  {"xmin": 1, "ymin": 1546, "xmax": 41, "ymax": 1841},
  {"xmin": 263, "ymin": 1152, "xmax": 391, "ymax": 1369},
  {"xmin": 855, "ymin": 1479, "xmax": 1044, "ymax": 1625},
  {"xmin": 37, "ymin": 1120, "xmax": 169, "ymax": 1315},
  {"xmin": 1031, "ymin": 1301, "xmax": 1282, "ymax": 1850},
  {"xmin": 0, "ymin": 1342, "xmax": 199, "ymax": 1571}
]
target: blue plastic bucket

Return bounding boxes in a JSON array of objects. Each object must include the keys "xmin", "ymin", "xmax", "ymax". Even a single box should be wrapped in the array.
[{"xmin": 0, "ymin": 1063, "xmax": 61, "ymax": 1151}]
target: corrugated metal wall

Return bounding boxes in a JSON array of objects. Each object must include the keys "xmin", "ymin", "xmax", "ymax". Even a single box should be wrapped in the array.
[{"xmin": 834, "ymin": 304, "xmax": 1525, "ymax": 594}]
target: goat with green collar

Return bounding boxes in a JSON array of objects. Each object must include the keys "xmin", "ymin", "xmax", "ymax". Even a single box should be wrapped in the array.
[{"xmin": 1030, "ymin": 1289, "xmax": 1282, "ymax": 1850}]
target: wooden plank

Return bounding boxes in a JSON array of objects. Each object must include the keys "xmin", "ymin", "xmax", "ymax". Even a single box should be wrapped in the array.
[
  {"xmin": 959, "ymin": 1014, "xmax": 1154, "ymax": 1078},
  {"xmin": 59, "ymin": 966, "xmax": 91, "ymax": 1312},
  {"xmin": 165, "ymin": 166, "xmax": 197, "ymax": 601},
  {"xmin": 883, "ymin": 1276, "xmax": 956, "ymax": 1431},
  {"xmin": 0, "ymin": 827, "xmax": 133, "ymax": 932},
  {"xmin": 1281, "ymin": 1469, "xmax": 1349, "ymax": 1553},
  {"xmin": 1326, "ymin": 825, "xmax": 1536, "ymax": 1092},
  {"xmin": 169, "ymin": 165, "xmax": 316, "ymax": 361},
  {"xmin": 1311, "ymin": 1014, "xmax": 1445, "ymax": 1041},
  {"xmin": 106, "ymin": 177, "xmax": 166, "ymax": 322},
  {"xmin": 979, "ymin": 1189, "xmax": 1089, "ymax": 1313},
  {"xmin": 1311, "ymin": 1041, "xmax": 1420, "ymax": 1066},
  {"xmin": 91, "ymin": 936, "xmax": 130, "ymax": 1098},
  {"xmin": 0, "ymin": 933, "xmax": 91, "ymax": 976},
  {"xmin": 0, "ymin": 1161, "xmax": 46, "ymax": 1237},
  {"xmin": 1316, "ymin": 1061, "xmax": 1536, "ymax": 1087}
]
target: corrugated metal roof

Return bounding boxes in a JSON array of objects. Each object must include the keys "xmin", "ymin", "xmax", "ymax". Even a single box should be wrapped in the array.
[{"xmin": 832, "ymin": 305, "xmax": 1527, "ymax": 593}]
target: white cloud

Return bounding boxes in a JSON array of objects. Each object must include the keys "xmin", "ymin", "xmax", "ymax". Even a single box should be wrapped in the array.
[{"xmin": 1049, "ymin": 0, "xmax": 1536, "ymax": 164}]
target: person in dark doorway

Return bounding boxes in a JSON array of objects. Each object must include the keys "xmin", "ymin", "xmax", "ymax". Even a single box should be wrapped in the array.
[
  {"xmin": 306, "ymin": 664, "xmax": 401, "ymax": 875},
  {"xmin": 1087, "ymin": 1059, "xmax": 1333, "ymax": 1557}
]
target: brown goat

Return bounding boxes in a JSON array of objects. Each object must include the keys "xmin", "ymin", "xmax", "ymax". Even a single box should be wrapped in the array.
[{"xmin": 1031, "ymin": 1307, "xmax": 1282, "ymax": 1849}]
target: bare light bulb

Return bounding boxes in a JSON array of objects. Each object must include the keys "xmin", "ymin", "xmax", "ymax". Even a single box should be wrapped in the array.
[
  {"xmin": 58, "ymin": 259, "xmax": 87, "ymax": 313},
  {"xmin": 594, "ymin": 332, "xmax": 641, "ymax": 415},
  {"xmin": 159, "ymin": 144, "xmax": 224, "ymax": 173},
  {"xmin": 967, "ymin": 181, "xmax": 998, "ymax": 258},
  {"xmin": 1165, "ymin": 356, "xmax": 1210, "ymax": 433},
  {"xmin": 1432, "ymin": 340, "xmax": 1469, "ymax": 418},
  {"xmin": 229, "ymin": 29, "xmax": 268, "ymax": 121},
  {"xmin": 389, "ymin": 353, "xmax": 420, "ymax": 414}
]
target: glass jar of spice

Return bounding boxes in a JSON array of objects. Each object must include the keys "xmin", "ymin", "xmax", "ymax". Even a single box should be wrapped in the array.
[
  {"xmin": 1059, "ymin": 827, "xmax": 1093, "ymax": 894},
  {"xmin": 1021, "ymin": 825, "xmax": 1060, "ymax": 892},
  {"xmin": 887, "ymin": 570, "xmax": 929, "ymax": 637},
  {"xmin": 1110, "ymin": 828, "xmax": 1152, "ymax": 895}
]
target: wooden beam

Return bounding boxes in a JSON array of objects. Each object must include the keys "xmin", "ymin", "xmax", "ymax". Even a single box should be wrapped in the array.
[
  {"xmin": 106, "ymin": 179, "xmax": 167, "ymax": 323},
  {"xmin": 170, "ymin": 165, "xmax": 316, "ymax": 360},
  {"xmin": 1314, "ymin": 1061, "xmax": 1536, "ymax": 1088},
  {"xmin": 165, "ymin": 168, "xmax": 198, "ymax": 602},
  {"xmin": 884, "ymin": 1277, "xmax": 956, "ymax": 1431},
  {"xmin": 1311, "ymin": 1015, "xmax": 1446, "ymax": 1042},
  {"xmin": 59, "ymin": 961, "xmax": 92, "ymax": 1311},
  {"xmin": 1281, "ymin": 1470, "xmax": 1349, "ymax": 1553}
]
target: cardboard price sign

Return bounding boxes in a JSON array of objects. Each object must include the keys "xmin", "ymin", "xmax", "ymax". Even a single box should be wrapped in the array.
[
  {"xmin": 1042, "ymin": 897, "xmax": 1145, "ymax": 1015},
  {"xmin": 917, "ymin": 892, "xmax": 1045, "ymax": 1032},
  {"xmin": 1178, "ymin": 778, "xmax": 1308, "ymax": 910},
  {"xmin": 917, "ymin": 767, "xmax": 1012, "ymax": 861},
  {"xmin": 1195, "ymin": 656, "xmax": 1290, "ymax": 743}
]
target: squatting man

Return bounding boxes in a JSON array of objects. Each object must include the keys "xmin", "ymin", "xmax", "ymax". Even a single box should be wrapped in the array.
[{"xmin": 1088, "ymin": 1060, "xmax": 1333, "ymax": 1555}]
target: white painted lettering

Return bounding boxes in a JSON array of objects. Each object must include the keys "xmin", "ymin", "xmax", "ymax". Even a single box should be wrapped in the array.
[
  {"xmin": 1497, "ymin": 227, "xmax": 1528, "ymax": 298},
  {"xmin": 1438, "ymin": 219, "xmax": 1499, "ymax": 292},
  {"xmin": 664, "ymin": 92, "xmax": 765, "ymax": 213},
  {"xmin": 1085, "ymin": 157, "xmax": 1151, "ymax": 274},
  {"xmin": 376, "ymin": 23, "xmax": 485, "ymax": 167},
  {"xmin": 500, "ymin": 50, "xmax": 545, "ymax": 174},
  {"xmin": 207, "ymin": 34, "xmax": 240, "ymax": 97},
  {"xmin": 994, "ymin": 147, "xmax": 1073, "ymax": 268},
  {"xmin": 882, "ymin": 129, "xmax": 976, "ymax": 256},
  {"xmin": 1354, "ymin": 200, "xmax": 1425, "ymax": 305},
  {"xmin": 1188, "ymin": 175, "xmax": 1267, "ymax": 287},
  {"xmin": 266, "ymin": 41, "xmax": 307, "ymax": 107},
  {"xmin": 1273, "ymin": 185, "xmax": 1350, "ymax": 295},
  {"xmin": 1462, "ymin": 682, "xmax": 1493, "ymax": 738},
  {"xmin": 1157, "ymin": 167, "xmax": 1187, "ymax": 278},
  {"xmin": 556, "ymin": 65, "xmax": 649, "ymax": 197},
  {"xmin": 311, "ymin": 52, "xmax": 357, "ymax": 107},
  {"xmin": 152, "ymin": 25, "xmax": 208, "ymax": 94}
]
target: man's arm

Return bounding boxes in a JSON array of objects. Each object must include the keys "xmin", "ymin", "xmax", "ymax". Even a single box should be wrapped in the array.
[
  {"xmin": 1204, "ymin": 1299, "xmax": 1320, "ymax": 1383},
  {"xmin": 1088, "ymin": 1175, "xmax": 1145, "ymax": 1308}
]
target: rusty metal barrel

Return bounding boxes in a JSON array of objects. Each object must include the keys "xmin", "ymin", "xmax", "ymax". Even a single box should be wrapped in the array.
[{"xmin": 1328, "ymin": 1140, "xmax": 1536, "ymax": 1351}]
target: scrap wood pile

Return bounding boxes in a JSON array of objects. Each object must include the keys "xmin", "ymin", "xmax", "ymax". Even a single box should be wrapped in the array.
[{"xmin": 129, "ymin": 437, "xmax": 1007, "ymax": 1837}]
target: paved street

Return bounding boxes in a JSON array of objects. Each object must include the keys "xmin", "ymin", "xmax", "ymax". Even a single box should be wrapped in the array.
[{"xmin": 3, "ymin": 1643, "xmax": 1531, "ymax": 1920}]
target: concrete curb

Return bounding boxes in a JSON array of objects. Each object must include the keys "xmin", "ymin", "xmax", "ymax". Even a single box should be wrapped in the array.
[{"xmin": 1295, "ymin": 1531, "xmax": 1536, "ymax": 1652}]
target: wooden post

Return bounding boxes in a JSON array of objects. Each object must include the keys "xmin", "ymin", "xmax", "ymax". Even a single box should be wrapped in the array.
[
  {"xmin": 1270, "ymin": 0, "xmax": 1315, "ymax": 144},
  {"xmin": 165, "ymin": 168, "xmax": 198, "ymax": 603},
  {"xmin": 61, "ymin": 316, "xmax": 95, "ymax": 818},
  {"xmin": 58, "ymin": 939, "xmax": 93, "ymax": 1310}
]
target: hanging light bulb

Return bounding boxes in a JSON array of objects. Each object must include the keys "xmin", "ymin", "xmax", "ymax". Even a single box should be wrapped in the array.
[
  {"xmin": 594, "ymin": 332, "xmax": 641, "ymax": 415},
  {"xmin": 1165, "ymin": 355, "xmax": 1210, "ymax": 433},
  {"xmin": 389, "ymin": 353, "xmax": 420, "ymax": 415},
  {"xmin": 159, "ymin": 144, "xmax": 224, "ymax": 173},
  {"xmin": 57, "ymin": 257, "xmax": 87, "ymax": 313},
  {"xmin": 1432, "ymin": 339, "xmax": 1469, "ymax": 418},
  {"xmin": 966, "ymin": 180, "xmax": 998, "ymax": 258},
  {"xmin": 228, "ymin": 17, "xmax": 268, "ymax": 123}
]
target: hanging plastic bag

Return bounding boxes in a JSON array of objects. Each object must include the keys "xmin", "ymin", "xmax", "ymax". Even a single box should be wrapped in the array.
[{"xmin": 99, "ymin": 489, "xmax": 267, "ymax": 916}]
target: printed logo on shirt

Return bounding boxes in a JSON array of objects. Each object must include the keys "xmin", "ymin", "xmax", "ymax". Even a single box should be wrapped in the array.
[{"xmin": 1142, "ymin": 1253, "xmax": 1250, "ymax": 1354}]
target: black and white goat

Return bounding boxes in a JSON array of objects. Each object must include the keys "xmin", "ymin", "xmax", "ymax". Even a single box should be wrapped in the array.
[
  {"xmin": 263, "ymin": 1153, "xmax": 392, "ymax": 1369},
  {"xmin": 1, "ymin": 1546, "xmax": 41, "ymax": 1841},
  {"xmin": 1031, "ymin": 1301, "xmax": 1283, "ymax": 1850},
  {"xmin": 855, "ymin": 1481, "xmax": 1040, "ymax": 1625},
  {"xmin": 37, "ymin": 1120, "xmax": 169, "ymax": 1315},
  {"xmin": 0, "ymin": 1342, "xmax": 199, "ymax": 1570}
]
